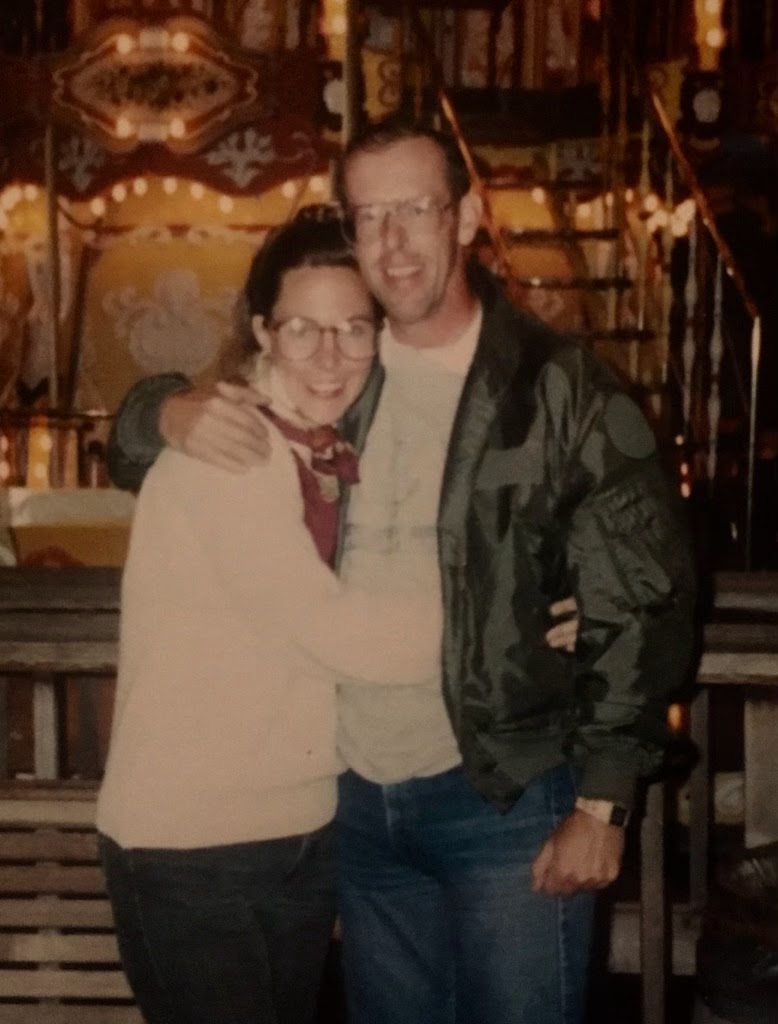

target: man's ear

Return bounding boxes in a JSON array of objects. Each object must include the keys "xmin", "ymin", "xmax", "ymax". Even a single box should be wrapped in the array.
[
  {"xmin": 457, "ymin": 188, "xmax": 484, "ymax": 247},
  {"xmin": 251, "ymin": 314, "xmax": 272, "ymax": 353}
]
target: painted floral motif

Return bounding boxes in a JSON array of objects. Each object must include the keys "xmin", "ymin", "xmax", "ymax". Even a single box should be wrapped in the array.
[
  {"xmin": 555, "ymin": 140, "xmax": 601, "ymax": 182},
  {"xmin": 84, "ymin": 60, "xmax": 234, "ymax": 113},
  {"xmin": 104, "ymin": 269, "xmax": 236, "ymax": 376},
  {"xmin": 203, "ymin": 127, "xmax": 277, "ymax": 187},
  {"xmin": 58, "ymin": 133, "xmax": 107, "ymax": 194}
]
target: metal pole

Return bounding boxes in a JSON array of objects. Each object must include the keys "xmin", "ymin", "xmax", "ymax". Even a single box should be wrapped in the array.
[
  {"xmin": 44, "ymin": 122, "xmax": 61, "ymax": 410},
  {"xmin": 342, "ymin": 0, "xmax": 361, "ymax": 145},
  {"xmin": 745, "ymin": 317, "xmax": 762, "ymax": 570}
]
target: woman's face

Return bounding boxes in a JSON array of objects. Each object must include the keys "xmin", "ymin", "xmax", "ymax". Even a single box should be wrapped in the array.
[{"xmin": 253, "ymin": 264, "xmax": 377, "ymax": 425}]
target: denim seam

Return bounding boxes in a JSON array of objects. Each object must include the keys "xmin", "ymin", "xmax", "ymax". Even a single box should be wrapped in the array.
[{"xmin": 551, "ymin": 763, "xmax": 586, "ymax": 1024}]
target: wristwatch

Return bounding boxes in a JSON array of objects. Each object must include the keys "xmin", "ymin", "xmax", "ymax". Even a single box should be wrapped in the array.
[{"xmin": 575, "ymin": 797, "xmax": 630, "ymax": 828}]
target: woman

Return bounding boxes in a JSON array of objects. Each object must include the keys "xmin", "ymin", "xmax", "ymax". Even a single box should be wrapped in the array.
[
  {"xmin": 97, "ymin": 207, "xmax": 577, "ymax": 1024},
  {"xmin": 98, "ymin": 208, "xmax": 448, "ymax": 1024}
]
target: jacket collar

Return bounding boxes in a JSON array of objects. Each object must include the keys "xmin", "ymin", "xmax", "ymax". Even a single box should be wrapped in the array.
[{"xmin": 439, "ymin": 264, "xmax": 542, "ymax": 539}]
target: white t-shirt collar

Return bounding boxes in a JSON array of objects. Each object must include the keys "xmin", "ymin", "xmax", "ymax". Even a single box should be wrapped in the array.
[{"xmin": 379, "ymin": 304, "xmax": 482, "ymax": 378}]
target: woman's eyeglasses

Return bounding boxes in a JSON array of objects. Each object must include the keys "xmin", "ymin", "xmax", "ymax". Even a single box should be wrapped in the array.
[{"xmin": 269, "ymin": 316, "xmax": 378, "ymax": 361}]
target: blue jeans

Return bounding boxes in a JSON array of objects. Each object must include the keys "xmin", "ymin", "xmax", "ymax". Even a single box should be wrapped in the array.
[
  {"xmin": 99, "ymin": 827, "xmax": 337, "ymax": 1024},
  {"xmin": 336, "ymin": 763, "xmax": 595, "ymax": 1024}
]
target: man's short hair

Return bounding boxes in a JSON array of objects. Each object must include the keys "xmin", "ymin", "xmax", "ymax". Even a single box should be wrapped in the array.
[{"xmin": 334, "ymin": 118, "xmax": 471, "ymax": 208}]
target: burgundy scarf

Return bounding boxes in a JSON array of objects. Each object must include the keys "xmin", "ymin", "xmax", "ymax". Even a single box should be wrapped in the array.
[{"xmin": 260, "ymin": 406, "xmax": 359, "ymax": 565}]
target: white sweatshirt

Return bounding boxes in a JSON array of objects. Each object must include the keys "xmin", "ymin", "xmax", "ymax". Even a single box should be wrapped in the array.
[{"xmin": 97, "ymin": 418, "xmax": 442, "ymax": 849}]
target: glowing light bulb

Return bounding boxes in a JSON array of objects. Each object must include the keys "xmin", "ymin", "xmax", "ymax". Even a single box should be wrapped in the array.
[
  {"xmin": 281, "ymin": 181, "xmax": 298, "ymax": 199},
  {"xmin": 171, "ymin": 32, "xmax": 190, "ymax": 53},
  {"xmin": 170, "ymin": 118, "xmax": 186, "ymax": 140},
  {"xmin": 218, "ymin": 195, "xmax": 234, "ymax": 214},
  {"xmin": 111, "ymin": 183, "xmax": 128, "ymax": 203},
  {"xmin": 90, "ymin": 197, "xmax": 107, "ymax": 217},
  {"xmin": 133, "ymin": 177, "xmax": 148, "ymax": 197},
  {"xmin": 115, "ymin": 116, "xmax": 134, "ymax": 140},
  {"xmin": 706, "ymin": 27, "xmax": 725, "ymax": 49},
  {"xmin": 23, "ymin": 184, "xmax": 39, "ymax": 202},
  {"xmin": 190, "ymin": 182, "xmax": 205, "ymax": 200},
  {"xmin": 163, "ymin": 177, "xmax": 178, "ymax": 195},
  {"xmin": 115, "ymin": 33, "xmax": 134, "ymax": 55},
  {"xmin": 531, "ymin": 187, "xmax": 546, "ymax": 205},
  {"xmin": 643, "ymin": 193, "xmax": 660, "ymax": 213}
]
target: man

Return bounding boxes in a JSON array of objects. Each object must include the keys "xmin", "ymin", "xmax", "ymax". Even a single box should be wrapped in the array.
[{"xmin": 108, "ymin": 121, "xmax": 696, "ymax": 1024}]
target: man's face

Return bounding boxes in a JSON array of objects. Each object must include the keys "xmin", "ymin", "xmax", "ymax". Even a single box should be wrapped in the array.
[{"xmin": 343, "ymin": 137, "xmax": 478, "ymax": 331}]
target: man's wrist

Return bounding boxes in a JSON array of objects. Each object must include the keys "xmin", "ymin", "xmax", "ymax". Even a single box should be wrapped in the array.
[{"xmin": 575, "ymin": 797, "xmax": 631, "ymax": 828}]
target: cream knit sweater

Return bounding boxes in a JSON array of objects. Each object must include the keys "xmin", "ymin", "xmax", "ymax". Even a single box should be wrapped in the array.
[{"xmin": 97, "ymin": 416, "xmax": 442, "ymax": 849}]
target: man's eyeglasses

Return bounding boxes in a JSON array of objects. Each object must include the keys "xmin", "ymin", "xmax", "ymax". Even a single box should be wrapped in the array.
[
  {"xmin": 269, "ymin": 316, "xmax": 378, "ymax": 361},
  {"xmin": 343, "ymin": 196, "xmax": 455, "ymax": 243}
]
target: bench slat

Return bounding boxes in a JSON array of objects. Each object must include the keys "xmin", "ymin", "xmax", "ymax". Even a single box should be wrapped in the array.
[
  {"xmin": 0, "ymin": 864, "xmax": 106, "ymax": 894},
  {"xmin": 0, "ymin": 897, "xmax": 114, "ymax": 928},
  {"xmin": 0, "ymin": 967, "xmax": 132, "ymax": 998},
  {"xmin": 0, "ymin": 932, "xmax": 120, "ymax": 962},
  {"xmin": 0, "ymin": 567, "xmax": 123, "ymax": 613},
  {"xmin": 0, "ymin": 830, "xmax": 99, "ymax": 861},
  {"xmin": 0, "ymin": 640, "xmax": 118, "ymax": 673},
  {"xmin": 0, "ymin": 800, "xmax": 96, "ymax": 827},
  {"xmin": 0, "ymin": 1008, "xmax": 141, "ymax": 1024}
]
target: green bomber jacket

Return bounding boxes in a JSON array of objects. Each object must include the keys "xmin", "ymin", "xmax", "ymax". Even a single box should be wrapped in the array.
[{"xmin": 108, "ymin": 264, "xmax": 697, "ymax": 812}]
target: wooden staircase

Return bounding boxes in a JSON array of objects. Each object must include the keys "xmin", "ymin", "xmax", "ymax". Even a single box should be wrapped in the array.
[{"xmin": 380, "ymin": 1, "xmax": 672, "ymax": 414}]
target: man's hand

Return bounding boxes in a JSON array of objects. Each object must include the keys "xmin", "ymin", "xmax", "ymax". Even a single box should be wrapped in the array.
[
  {"xmin": 545, "ymin": 596, "xmax": 578, "ymax": 653},
  {"xmin": 159, "ymin": 381, "xmax": 271, "ymax": 472},
  {"xmin": 531, "ymin": 808, "xmax": 625, "ymax": 896}
]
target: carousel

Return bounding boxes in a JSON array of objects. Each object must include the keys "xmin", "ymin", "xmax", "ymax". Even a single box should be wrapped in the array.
[{"xmin": 0, "ymin": 2, "xmax": 776, "ymax": 1022}]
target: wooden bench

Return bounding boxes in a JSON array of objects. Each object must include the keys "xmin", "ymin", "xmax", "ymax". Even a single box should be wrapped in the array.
[
  {"xmin": 1, "ymin": 566, "xmax": 775, "ymax": 1024},
  {"xmin": 0, "ymin": 781, "xmax": 141, "ymax": 1022}
]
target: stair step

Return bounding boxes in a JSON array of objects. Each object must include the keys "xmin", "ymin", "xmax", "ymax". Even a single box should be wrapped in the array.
[
  {"xmin": 574, "ymin": 327, "xmax": 657, "ymax": 344},
  {"xmin": 450, "ymin": 85, "xmax": 603, "ymax": 144},
  {"xmin": 503, "ymin": 227, "xmax": 619, "ymax": 245},
  {"xmin": 381, "ymin": 0, "xmax": 508, "ymax": 9},
  {"xmin": 516, "ymin": 276, "xmax": 632, "ymax": 291},
  {"xmin": 487, "ymin": 173, "xmax": 606, "ymax": 192}
]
